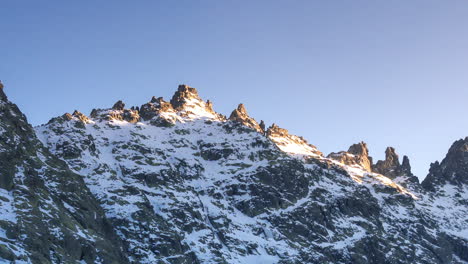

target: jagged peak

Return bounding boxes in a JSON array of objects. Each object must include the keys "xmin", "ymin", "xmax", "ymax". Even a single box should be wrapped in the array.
[
  {"xmin": 0, "ymin": 80, "xmax": 6, "ymax": 101},
  {"xmin": 348, "ymin": 141, "xmax": 371, "ymax": 159},
  {"xmin": 374, "ymin": 146, "xmax": 400, "ymax": 173},
  {"xmin": 401, "ymin": 155, "xmax": 412, "ymax": 175},
  {"xmin": 372, "ymin": 146, "xmax": 415, "ymax": 180},
  {"xmin": 267, "ymin": 123, "xmax": 323, "ymax": 157},
  {"xmin": 139, "ymin": 96, "xmax": 176, "ymax": 125},
  {"xmin": 170, "ymin": 84, "xmax": 201, "ymax": 110},
  {"xmin": 167, "ymin": 84, "xmax": 220, "ymax": 120},
  {"xmin": 72, "ymin": 110, "xmax": 90, "ymax": 123},
  {"xmin": 112, "ymin": 100, "xmax": 125, "ymax": 111},
  {"xmin": 87, "ymin": 101, "xmax": 140, "ymax": 123},
  {"xmin": 228, "ymin": 103, "xmax": 263, "ymax": 133},
  {"xmin": 328, "ymin": 141, "xmax": 373, "ymax": 171},
  {"xmin": 422, "ymin": 137, "xmax": 468, "ymax": 191}
]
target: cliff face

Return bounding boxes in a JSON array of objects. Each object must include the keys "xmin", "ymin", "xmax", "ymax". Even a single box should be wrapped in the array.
[
  {"xmin": 422, "ymin": 137, "xmax": 468, "ymax": 191},
  {"xmin": 0, "ymin": 83, "xmax": 127, "ymax": 263},
  {"xmin": 1, "ymin": 83, "xmax": 467, "ymax": 264}
]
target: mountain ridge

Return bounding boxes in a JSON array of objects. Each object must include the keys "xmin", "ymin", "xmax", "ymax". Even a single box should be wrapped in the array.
[{"xmin": 1, "ymin": 82, "xmax": 467, "ymax": 263}]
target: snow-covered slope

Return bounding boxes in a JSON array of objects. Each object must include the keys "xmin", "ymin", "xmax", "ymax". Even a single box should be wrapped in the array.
[
  {"xmin": 32, "ymin": 85, "xmax": 467, "ymax": 264},
  {"xmin": 0, "ymin": 84, "xmax": 127, "ymax": 263}
]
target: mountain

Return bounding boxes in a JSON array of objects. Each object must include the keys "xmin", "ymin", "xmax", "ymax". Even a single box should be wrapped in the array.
[
  {"xmin": 1, "ymin": 83, "xmax": 467, "ymax": 263},
  {"xmin": 0, "ymin": 82, "xmax": 127, "ymax": 263}
]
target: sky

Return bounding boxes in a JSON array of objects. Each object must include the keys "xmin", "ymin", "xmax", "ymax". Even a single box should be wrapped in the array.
[{"xmin": 1, "ymin": 0, "xmax": 468, "ymax": 180}]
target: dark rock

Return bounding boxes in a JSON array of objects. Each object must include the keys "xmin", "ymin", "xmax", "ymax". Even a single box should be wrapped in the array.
[
  {"xmin": 373, "ymin": 147, "xmax": 413, "ymax": 178},
  {"xmin": 112, "ymin": 100, "xmax": 125, "ymax": 110},
  {"xmin": 0, "ymin": 85, "xmax": 129, "ymax": 263},
  {"xmin": 259, "ymin": 120, "xmax": 266, "ymax": 133},
  {"xmin": 422, "ymin": 137, "xmax": 468, "ymax": 191},
  {"xmin": 0, "ymin": 81, "xmax": 7, "ymax": 101},
  {"xmin": 401, "ymin": 155, "xmax": 412, "ymax": 176}
]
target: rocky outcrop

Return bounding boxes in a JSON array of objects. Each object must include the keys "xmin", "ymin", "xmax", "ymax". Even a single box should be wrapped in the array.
[
  {"xmin": 328, "ymin": 142, "xmax": 373, "ymax": 171},
  {"xmin": 170, "ymin": 84, "xmax": 200, "ymax": 110},
  {"xmin": 0, "ymin": 81, "xmax": 6, "ymax": 101},
  {"xmin": 373, "ymin": 147, "xmax": 414, "ymax": 178},
  {"xmin": 169, "ymin": 84, "xmax": 220, "ymax": 119},
  {"xmin": 90, "ymin": 100, "xmax": 140, "ymax": 123},
  {"xmin": 229, "ymin": 104, "xmax": 263, "ymax": 133},
  {"xmin": 139, "ymin": 96, "xmax": 174, "ymax": 121},
  {"xmin": 0, "ymin": 85, "xmax": 128, "ymax": 263},
  {"xmin": 112, "ymin": 100, "xmax": 125, "ymax": 110},
  {"xmin": 267, "ymin": 123, "xmax": 323, "ymax": 156},
  {"xmin": 422, "ymin": 137, "xmax": 468, "ymax": 191}
]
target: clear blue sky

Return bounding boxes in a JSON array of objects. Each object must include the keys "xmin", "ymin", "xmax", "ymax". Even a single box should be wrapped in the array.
[{"xmin": 2, "ymin": 0, "xmax": 468, "ymax": 180}]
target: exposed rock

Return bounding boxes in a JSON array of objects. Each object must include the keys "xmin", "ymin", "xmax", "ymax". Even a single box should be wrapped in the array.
[
  {"xmin": 259, "ymin": 120, "xmax": 266, "ymax": 134},
  {"xmin": 72, "ymin": 110, "xmax": 90, "ymax": 123},
  {"xmin": 401, "ymin": 155, "xmax": 412, "ymax": 176},
  {"xmin": 229, "ymin": 104, "xmax": 263, "ymax": 133},
  {"xmin": 206, "ymin": 100, "xmax": 214, "ymax": 112},
  {"xmin": 169, "ymin": 84, "xmax": 221, "ymax": 119},
  {"xmin": 0, "ymin": 81, "xmax": 6, "ymax": 100},
  {"xmin": 267, "ymin": 123, "xmax": 323, "ymax": 157},
  {"xmin": 90, "ymin": 108, "xmax": 98, "ymax": 118},
  {"xmin": 88, "ymin": 101, "xmax": 139, "ymax": 123},
  {"xmin": 422, "ymin": 137, "xmax": 468, "ymax": 191},
  {"xmin": 0, "ymin": 85, "xmax": 128, "ymax": 263},
  {"xmin": 3, "ymin": 82, "xmax": 468, "ymax": 264},
  {"xmin": 266, "ymin": 123, "xmax": 288, "ymax": 138},
  {"xmin": 140, "ymin": 97, "xmax": 174, "ymax": 121},
  {"xmin": 328, "ymin": 142, "xmax": 373, "ymax": 171},
  {"xmin": 372, "ymin": 147, "xmax": 414, "ymax": 178},
  {"xmin": 170, "ymin": 84, "xmax": 200, "ymax": 110},
  {"xmin": 112, "ymin": 100, "xmax": 125, "ymax": 110},
  {"xmin": 62, "ymin": 112, "xmax": 74, "ymax": 121}
]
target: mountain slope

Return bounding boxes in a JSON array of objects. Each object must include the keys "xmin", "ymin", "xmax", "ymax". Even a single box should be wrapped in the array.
[
  {"xmin": 35, "ymin": 84, "xmax": 467, "ymax": 264},
  {"xmin": 0, "ymin": 83, "xmax": 128, "ymax": 263}
]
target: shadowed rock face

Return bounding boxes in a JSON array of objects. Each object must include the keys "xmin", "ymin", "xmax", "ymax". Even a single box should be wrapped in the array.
[
  {"xmin": 373, "ymin": 147, "xmax": 415, "ymax": 180},
  {"xmin": 112, "ymin": 100, "xmax": 125, "ymax": 110},
  {"xmin": 229, "ymin": 103, "xmax": 263, "ymax": 133},
  {"xmin": 422, "ymin": 137, "xmax": 468, "ymax": 191},
  {"xmin": 0, "ymin": 85, "xmax": 128, "ymax": 263},
  {"xmin": 373, "ymin": 147, "xmax": 402, "ymax": 176},
  {"xmin": 0, "ymin": 81, "xmax": 7, "ymax": 101}
]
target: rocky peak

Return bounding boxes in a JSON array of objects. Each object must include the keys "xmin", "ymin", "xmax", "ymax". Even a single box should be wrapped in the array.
[
  {"xmin": 89, "ymin": 101, "xmax": 140, "ymax": 123},
  {"xmin": 422, "ymin": 137, "xmax": 468, "ymax": 191},
  {"xmin": 401, "ymin": 155, "xmax": 412, "ymax": 175},
  {"xmin": 112, "ymin": 100, "xmax": 125, "ymax": 110},
  {"xmin": 0, "ymin": 81, "xmax": 6, "ymax": 101},
  {"xmin": 373, "ymin": 147, "xmax": 413, "ymax": 178},
  {"xmin": 168, "ymin": 84, "xmax": 220, "ymax": 119},
  {"xmin": 328, "ymin": 142, "xmax": 373, "ymax": 171},
  {"xmin": 170, "ymin": 84, "xmax": 200, "ymax": 110},
  {"xmin": 266, "ymin": 123, "xmax": 287, "ymax": 137},
  {"xmin": 71, "ymin": 110, "xmax": 90, "ymax": 123},
  {"xmin": 229, "ymin": 104, "xmax": 263, "ymax": 133},
  {"xmin": 259, "ymin": 120, "xmax": 266, "ymax": 133},
  {"xmin": 61, "ymin": 110, "xmax": 90, "ymax": 123},
  {"xmin": 267, "ymin": 123, "xmax": 323, "ymax": 157},
  {"xmin": 140, "ymin": 97, "xmax": 174, "ymax": 121}
]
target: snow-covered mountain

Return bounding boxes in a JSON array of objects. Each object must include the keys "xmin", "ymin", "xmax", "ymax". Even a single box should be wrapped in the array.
[{"xmin": 1, "ymin": 83, "xmax": 467, "ymax": 263}]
